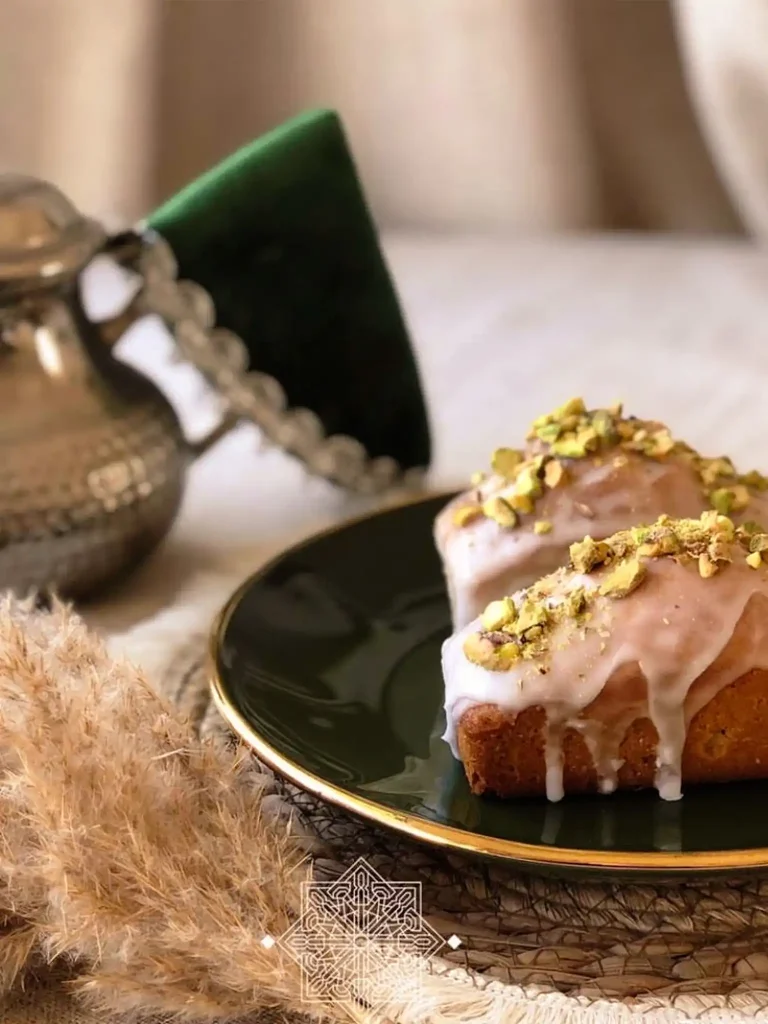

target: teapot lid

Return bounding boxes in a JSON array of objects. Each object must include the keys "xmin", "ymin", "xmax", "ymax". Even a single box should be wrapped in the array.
[{"xmin": 0, "ymin": 175, "xmax": 105, "ymax": 288}]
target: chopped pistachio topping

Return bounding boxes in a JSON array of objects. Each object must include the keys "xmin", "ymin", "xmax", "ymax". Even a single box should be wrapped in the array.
[
  {"xmin": 544, "ymin": 459, "xmax": 567, "ymax": 489},
  {"xmin": 455, "ymin": 398, "xmax": 768, "ymax": 534},
  {"xmin": 742, "ymin": 520, "xmax": 764, "ymax": 536},
  {"xmin": 569, "ymin": 536, "xmax": 612, "ymax": 574},
  {"xmin": 598, "ymin": 558, "xmax": 646, "ymax": 598},
  {"xmin": 507, "ymin": 492, "xmax": 534, "ymax": 515},
  {"xmin": 482, "ymin": 496, "xmax": 518, "ymax": 528},
  {"xmin": 534, "ymin": 520, "xmax": 553, "ymax": 535},
  {"xmin": 464, "ymin": 510, "xmax": 768, "ymax": 672},
  {"xmin": 481, "ymin": 597, "xmax": 516, "ymax": 631},
  {"xmin": 452, "ymin": 504, "xmax": 483, "ymax": 527},
  {"xmin": 490, "ymin": 447, "xmax": 524, "ymax": 479},
  {"xmin": 463, "ymin": 632, "xmax": 521, "ymax": 670},
  {"xmin": 698, "ymin": 553, "xmax": 718, "ymax": 578},
  {"xmin": 515, "ymin": 597, "xmax": 550, "ymax": 634}
]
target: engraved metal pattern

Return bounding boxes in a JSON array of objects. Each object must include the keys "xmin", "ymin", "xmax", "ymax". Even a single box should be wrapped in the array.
[
  {"xmin": 0, "ymin": 178, "xmax": 195, "ymax": 599},
  {"xmin": 135, "ymin": 228, "xmax": 426, "ymax": 496},
  {"xmin": 0, "ymin": 296, "xmax": 187, "ymax": 599}
]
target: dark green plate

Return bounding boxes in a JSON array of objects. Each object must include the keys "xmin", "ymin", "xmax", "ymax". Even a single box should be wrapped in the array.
[{"xmin": 211, "ymin": 494, "xmax": 768, "ymax": 879}]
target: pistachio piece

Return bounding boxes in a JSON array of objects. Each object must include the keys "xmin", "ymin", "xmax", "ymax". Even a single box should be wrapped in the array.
[
  {"xmin": 550, "ymin": 437, "xmax": 586, "ymax": 459},
  {"xmin": 740, "ymin": 520, "xmax": 764, "ymax": 536},
  {"xmin": 555, "ymin": 397, "xmax": 586, "ymax": 418},
  {"xmin": 608, "ymin": 530, "xmax": 634, "ymax": 559},
  {"xmin": 637, "ymin": 541, "xmax": 661, "ymax": 558},
  {"xmin": 598, "ymin": 558, "xmax": 646, "ymax": 598},
  {"xmin": 564, "ymin": 586, "xmax": 587, "ymax": 617},
  {"xmin": 515, "ymin": 466, "xmax": 543, "ymax": 498},
  {"xmin": 490, "ymin": 447, "xmax": 523, "ymax": 478},
  {"xmin": 534, "ymin": 520, "xmax": 553, "ymax": 535},
  {"xmin": 747, "ymin": 551, "xmax": 763, "ymax": 569},
  {"xmin": 569, "ymin": 536, "xmax": 612, "ymax": 574},
  {"xmin": 470, "ymin": 471, "xmax": 485, "ymax": 487},
  {"xmin": 592, "ymin": 410, "xmax": 615, "ymax": 439},
  {"xmin": 714, "ymin": 514, "xmax": 736, "ymax": 540},
  {"xmin": 528, "ymin": 413, "xmax": 553, "ymax": 438},
  {"xmin": 507, "ymin": 492, "xmax": 534, "ymax": 515},
  {"xmin": 750, "ymin": 533, "xmax": 768, "ymax": 553},
  {"xmin": 700, "ymin": 456, "xmax": 737, "ymax": 487},
  {"xmin": 543, "ymin": 459, "xmax": 567, "ymax": 488},
  {"xmin": 617, "ymin": 421, "xmax": 636, "ymax": 440},
  {"xmin": 536, "ymin": 423, "xmax": 562, "ymax": 444},
  {"xmin": 462, "ymin": 632, "xmax": 491, "ymax": 666},
  {"xmin": 495, "ymin": 643, "xmax": 523, "ymax": 668},
  {"xmin": 482, "ymin": 496, "xmax": 518, "ymax": 528},
  {"xmin": 710, "ymin": 488, "xmax": 735, "ymax": 515},
  {"xmin": 729, "ymin": 484, "xmax": 751, "ymax": 512},
  {"xmin": 742, "ymin": 469, "xmax": 768, "ymax": 491},
  {"xmin": 649, "ymin": 430, "xmax": 675, "ymax": 455},
  {"xmin": 453, "ymin": 504, "xmax": 482, "ymax": 527},
  {"xmin": 515, "ymin": 598, "xmax": 550, "ymax": 634},
  {"xmin": 698, "ymin": 552, "xmax": 719, "ymax": 578},
  {"xmin": 463, "ymin": 632, "xmax": 521, "ymax": 670},
  {"xmin": 481, "ymin": 597, "xmax": 516, "ymax": 632},
  {"xmin": 577, "ymin": 426, "xmax": 600, "ymax": 452},
  {"xmin": 707, "ymin": 538, "xmax": 732, "ymax": 564}
]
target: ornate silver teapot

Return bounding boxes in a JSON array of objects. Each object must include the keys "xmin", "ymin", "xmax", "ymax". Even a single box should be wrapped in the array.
[{"xmin": 0, "ymin": 175, "xmax": 420, "ymax": 600}]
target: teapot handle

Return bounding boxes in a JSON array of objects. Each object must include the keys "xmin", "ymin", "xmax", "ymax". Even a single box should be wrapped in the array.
[{"xmin": 94, "ymin": 228, "xmax": 240, "ymax": 461}]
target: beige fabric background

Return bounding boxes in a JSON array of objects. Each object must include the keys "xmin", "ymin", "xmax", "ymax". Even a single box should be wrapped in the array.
[{"xmin": 2, "ymin": 0, "xmax": 768, "ymax": 235}]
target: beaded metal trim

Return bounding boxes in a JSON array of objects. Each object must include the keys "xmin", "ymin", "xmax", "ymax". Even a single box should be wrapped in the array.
[{"xmin": 134, "ymin": 227, "xmax": 427, "ymax": 496}]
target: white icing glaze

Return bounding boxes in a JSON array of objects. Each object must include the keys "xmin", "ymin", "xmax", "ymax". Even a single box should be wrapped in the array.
[
  {"xmin": 435, "ymin": 452, "xmax": 707, "ymax": 630},
  {"xmin": 441, "ymin": 557, "xmax": 768, "ymax": 801}
]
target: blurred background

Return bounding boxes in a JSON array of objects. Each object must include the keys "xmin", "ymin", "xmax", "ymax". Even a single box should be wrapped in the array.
[{"xmin": 2, "ymin": 0, "xmax": 768, "ymax": 236}]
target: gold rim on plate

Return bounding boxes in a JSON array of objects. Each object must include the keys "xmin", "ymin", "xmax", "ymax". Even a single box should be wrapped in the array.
[{"xmin": 208, "ymin": 494, "xmax": 768, "ymax": 875}]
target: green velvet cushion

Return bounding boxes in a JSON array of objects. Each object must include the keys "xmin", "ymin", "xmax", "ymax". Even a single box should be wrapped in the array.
[{"xmin": 149, "ymin": 109, "xmax": 431, "ymax": 473}]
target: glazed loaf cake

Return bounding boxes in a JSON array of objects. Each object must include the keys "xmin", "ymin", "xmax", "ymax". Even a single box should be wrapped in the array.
[
  {"xmin": 441, "ymin": 512, "xmax": 768, "ymax": 802},
  {"xmin": 434, "ymin": 398, "xmax": 768, "ymax": 630}
]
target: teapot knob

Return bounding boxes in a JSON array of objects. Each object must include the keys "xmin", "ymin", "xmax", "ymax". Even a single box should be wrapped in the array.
[{"xmin": 0, "ymin": 175, "xmax": 105, "ymax": 293}]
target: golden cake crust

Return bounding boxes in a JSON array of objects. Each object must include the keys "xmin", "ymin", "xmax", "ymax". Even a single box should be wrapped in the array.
[{"xmin": 457, "ymin": 668, "xmax": 768, "ymax": 798}]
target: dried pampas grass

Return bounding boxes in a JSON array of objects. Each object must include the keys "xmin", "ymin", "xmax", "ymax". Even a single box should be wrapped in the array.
[{"xmin": 0, "ymin": 595, "xmax": 356, "ymax": 1023}]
